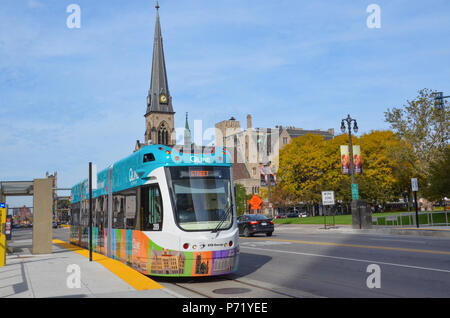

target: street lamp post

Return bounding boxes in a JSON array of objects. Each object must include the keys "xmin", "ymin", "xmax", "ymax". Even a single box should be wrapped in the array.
[
  {"xmin": 341, "ymin": 114, "xmax": 371, "ymax": 230},
  {"xmin": 432, "ymin": 91, "xmax": 449, "ymax": 111},
  {"xmin": 341, "ymin": 114, "xmax": 359, "ymax": 197}
]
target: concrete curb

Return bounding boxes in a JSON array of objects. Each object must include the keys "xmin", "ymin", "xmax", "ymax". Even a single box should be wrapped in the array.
[
  {"xmin": 275, "ymin": 224, "xmax": 450, "ymax": 238},
  {"xmin": 358, "ymin": 227, "xmax": 450, "ymax": 238}
]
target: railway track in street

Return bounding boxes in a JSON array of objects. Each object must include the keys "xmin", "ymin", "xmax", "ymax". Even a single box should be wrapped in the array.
[{"xmin": 165, "ymin": 275, "xmax": 297, "ymax": 298}]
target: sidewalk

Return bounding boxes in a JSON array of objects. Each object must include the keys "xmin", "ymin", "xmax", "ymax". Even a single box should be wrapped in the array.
[
  {"xmin": 0, "ymin": 237, "xmax": 183, "ymax": 298},
  {"xmin": 275, "ymin": 223, "xmax": 450, "ymax": 238}
]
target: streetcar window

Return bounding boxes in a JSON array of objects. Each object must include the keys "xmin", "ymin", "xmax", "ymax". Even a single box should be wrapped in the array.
[
  {"xmin": 143, "ymin": 153, "xmax": 155, "ymax": 162},
  {"xmin": 167, "ymin": 166, "xmax": 233, "ymax": 232},
  {"xmin": 142, "ymin": 184, "xmax": 163, "ymax": 231}
]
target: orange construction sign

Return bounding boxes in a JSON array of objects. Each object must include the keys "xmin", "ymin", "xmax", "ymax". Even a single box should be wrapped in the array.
[{"xmin": 248, "ymin": 194, "xmax": 263, "ymax": 210}]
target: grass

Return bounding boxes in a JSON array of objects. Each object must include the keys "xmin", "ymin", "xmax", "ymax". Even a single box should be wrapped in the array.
[{"xmin": 273, "ymin": 210, "xmax": 449, "ymax": 226}]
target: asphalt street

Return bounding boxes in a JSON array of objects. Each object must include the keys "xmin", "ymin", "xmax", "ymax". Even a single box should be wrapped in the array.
[
  {"xmin": 234, "ymin": 226, "xmax": 450, "ymax": 297},
  {"xmin": 9, "ymin": 226, "xmax": 450, "ymax": 298}
]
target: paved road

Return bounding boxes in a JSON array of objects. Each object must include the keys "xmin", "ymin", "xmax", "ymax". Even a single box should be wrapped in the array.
[
  {"xmin": 234, "ymin": 226, "xmax": 450, "ymax": 297},
  {"xmin": 9, "ymin": 226, "xmax": 450, "ymax": 298}
]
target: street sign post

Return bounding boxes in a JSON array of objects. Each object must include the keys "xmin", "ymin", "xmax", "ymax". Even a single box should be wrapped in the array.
[
  {"xmin": 322, "ymin": 191, "xmax": 335, "ymax": 206},
  {"xmin": 351, "ymin": 184, "xmax": 359, "ymax": 200},
  {"xmin": 411, "ymin": 178, "xmax": 419, "ymax": 228},
  {"xmin": 411, "ymin": 178, "xmax": 418, "ymax": 192}
]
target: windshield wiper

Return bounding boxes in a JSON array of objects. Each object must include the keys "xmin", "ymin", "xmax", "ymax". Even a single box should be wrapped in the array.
[{"xmin": 212, "ymin": 204, "xmax": 233, "ymax": 233}]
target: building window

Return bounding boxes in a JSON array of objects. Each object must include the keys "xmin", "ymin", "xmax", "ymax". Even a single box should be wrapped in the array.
[{"xmin": 283, "ymin": 137, "xmax": 288, "ymax": 145}]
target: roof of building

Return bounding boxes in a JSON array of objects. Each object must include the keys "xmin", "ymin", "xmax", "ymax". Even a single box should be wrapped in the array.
[{"xmin": 285, "ymin": 128, "xmax": 333, "ymax": 138}]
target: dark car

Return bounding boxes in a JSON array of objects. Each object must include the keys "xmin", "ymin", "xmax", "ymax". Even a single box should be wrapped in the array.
[
  {"xmin": 237, "ymin": 214, "xmax": 274, "ymax": 237},
  {"xmin": 287, "ymin": 212, "xmax": 299, "ymax": 218}
]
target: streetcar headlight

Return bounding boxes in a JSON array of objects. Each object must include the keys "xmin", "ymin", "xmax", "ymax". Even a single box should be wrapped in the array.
[{"xmin": 183, "ymin": 243, "xmax": 189, "ymax": 249}]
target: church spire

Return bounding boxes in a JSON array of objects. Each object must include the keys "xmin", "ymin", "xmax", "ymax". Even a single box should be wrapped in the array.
[
  {"xmin": 143, "ymin": 1, "xmax": 175, "ymax": 147},
  {"xmin": 185, "ymin": 112, "xmax": 190, "ymax": 130},
  {"xmin": 146, "ymin": 1, "xmax": 174, "ymax": 115},
  {"xmin": 184, "ymin": 112, "xmax": 192, "ymax": 149}
]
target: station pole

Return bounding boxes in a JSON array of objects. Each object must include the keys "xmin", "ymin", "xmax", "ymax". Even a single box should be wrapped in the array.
[{"xmin": 89, "ymin": 162, "xmax": 93, "ymax": 261}]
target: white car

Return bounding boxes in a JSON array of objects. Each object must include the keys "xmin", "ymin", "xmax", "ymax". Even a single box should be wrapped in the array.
[{"xmin": 300, "ymin": 212, "xmax": 307, "ymax": 218}]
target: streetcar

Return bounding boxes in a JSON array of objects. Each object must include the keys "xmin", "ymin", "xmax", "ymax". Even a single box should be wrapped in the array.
[{"xmin": 70, "ymin": 145, "xmax": 239, "ymax": 277}]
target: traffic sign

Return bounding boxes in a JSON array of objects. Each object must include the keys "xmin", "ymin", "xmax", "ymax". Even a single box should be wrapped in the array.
[
  {"xmin": 248, "ymin": 194, "xmax": 263, "ymax": 210},
  {"xmin": 351, "ymin": 183, "xmax": 359, "ymax": 200},
  {"xmin": 411, "ymin": 178, "xmax": 418, "ymax": 192},
  {"xmin": 322, "ymin": 191, "xmax": 335, "ymax": 205}
]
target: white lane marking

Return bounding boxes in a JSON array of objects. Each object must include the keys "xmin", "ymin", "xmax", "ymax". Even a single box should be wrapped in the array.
[
  {"xmin": 240, "ymin": 241, "xmax": 292, "ymax": 247},
  {"xmin": 241, "ymin": 246, "xmax": 450, "ymax": 274}
]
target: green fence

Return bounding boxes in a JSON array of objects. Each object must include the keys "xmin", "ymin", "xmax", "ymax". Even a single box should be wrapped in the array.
[{"xmin": 372, "ymin": 211, "xmax": 450, "ymax": 227}]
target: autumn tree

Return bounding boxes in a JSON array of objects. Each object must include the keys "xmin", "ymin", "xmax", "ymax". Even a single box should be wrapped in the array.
[
  {"xmin": 357, "ymin": 130, "xmax": 414, "ymax": 204},
  {"xmin": 276, "ymin": 134, "xmax": 329, "ymax": 212},
  {"xmin": 276, "ymin": 131, "xmax": 416, "ymax": 211}
]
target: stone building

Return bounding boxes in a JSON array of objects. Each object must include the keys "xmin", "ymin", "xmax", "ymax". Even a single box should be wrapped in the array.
[
  {"xmin": 278, "ymin": 126, "xmax": 335, "ymax": 150},
  {"xmin": 215, "ymin": 115, "xmax": 335, "ymax": 214}
]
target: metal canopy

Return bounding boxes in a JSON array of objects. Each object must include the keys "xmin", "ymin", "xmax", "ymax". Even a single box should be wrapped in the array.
[{"xmin": 0, "ymin": 181, "xmax": 34, "ymax": 196}]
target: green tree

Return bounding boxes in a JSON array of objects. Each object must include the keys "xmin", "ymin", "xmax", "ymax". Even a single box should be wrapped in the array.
[
  {"xmin": 384, "ymin": 88, "xmax": 449, "ymax": 177},
  {"xmin": 234, "ymin": 183, "xmax": 250, "ymax": 216},
  {"xmin": 422, "ymin": 146, "xmax": 450, "ymax": 204}
]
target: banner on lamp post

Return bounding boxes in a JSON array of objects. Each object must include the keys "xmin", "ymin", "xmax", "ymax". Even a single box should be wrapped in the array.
[{"xmin": 340, "ymin": 145, "xmax": 362, "ymax": 175}]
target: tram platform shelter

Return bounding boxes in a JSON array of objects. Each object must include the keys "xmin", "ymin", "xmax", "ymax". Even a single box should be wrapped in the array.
[{"xmin": 0, "ymin": 177, "xmax": 54, "ymax": 254}]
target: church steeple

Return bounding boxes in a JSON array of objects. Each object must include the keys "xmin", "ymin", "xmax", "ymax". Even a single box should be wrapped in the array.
[
  {"xmin": 146, "ymin": 1, "xmax": 174, "ymax": 115},
  {"xmin": 144, "ymin": 1, "xmax": 175, "ymax": 146},
  {"xmin": 184, "ymin": 112, "xmax": 192, "ymax": 149}
]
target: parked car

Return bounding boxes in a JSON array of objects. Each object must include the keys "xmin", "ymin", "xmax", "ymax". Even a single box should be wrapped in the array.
[
  {"xmin": 287, "ymin": 212, "xmax": 299, "ymax": 218},
  {"xmin": 300, "ymin": 212, "xmax": 308, "ymax": 218},
  {"xmin": 237, "ymin": 214, "xmax": 274, "ymax": 237}
]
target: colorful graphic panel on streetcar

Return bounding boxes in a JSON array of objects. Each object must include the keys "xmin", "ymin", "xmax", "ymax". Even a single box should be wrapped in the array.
[{"xmin": 70, "ymin": 145, "xmax": 239, "ymax": 277}]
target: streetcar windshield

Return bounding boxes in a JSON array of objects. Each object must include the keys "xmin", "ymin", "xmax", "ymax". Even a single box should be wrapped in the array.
[{"xmin": 167, "ymin": 166, "xmax": 233, "ymax": 231}]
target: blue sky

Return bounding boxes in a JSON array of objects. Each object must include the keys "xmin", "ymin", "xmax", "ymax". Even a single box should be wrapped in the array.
[{"xmin": 1, "ymin": 0, "xmax": 449, "ymax": 206}]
